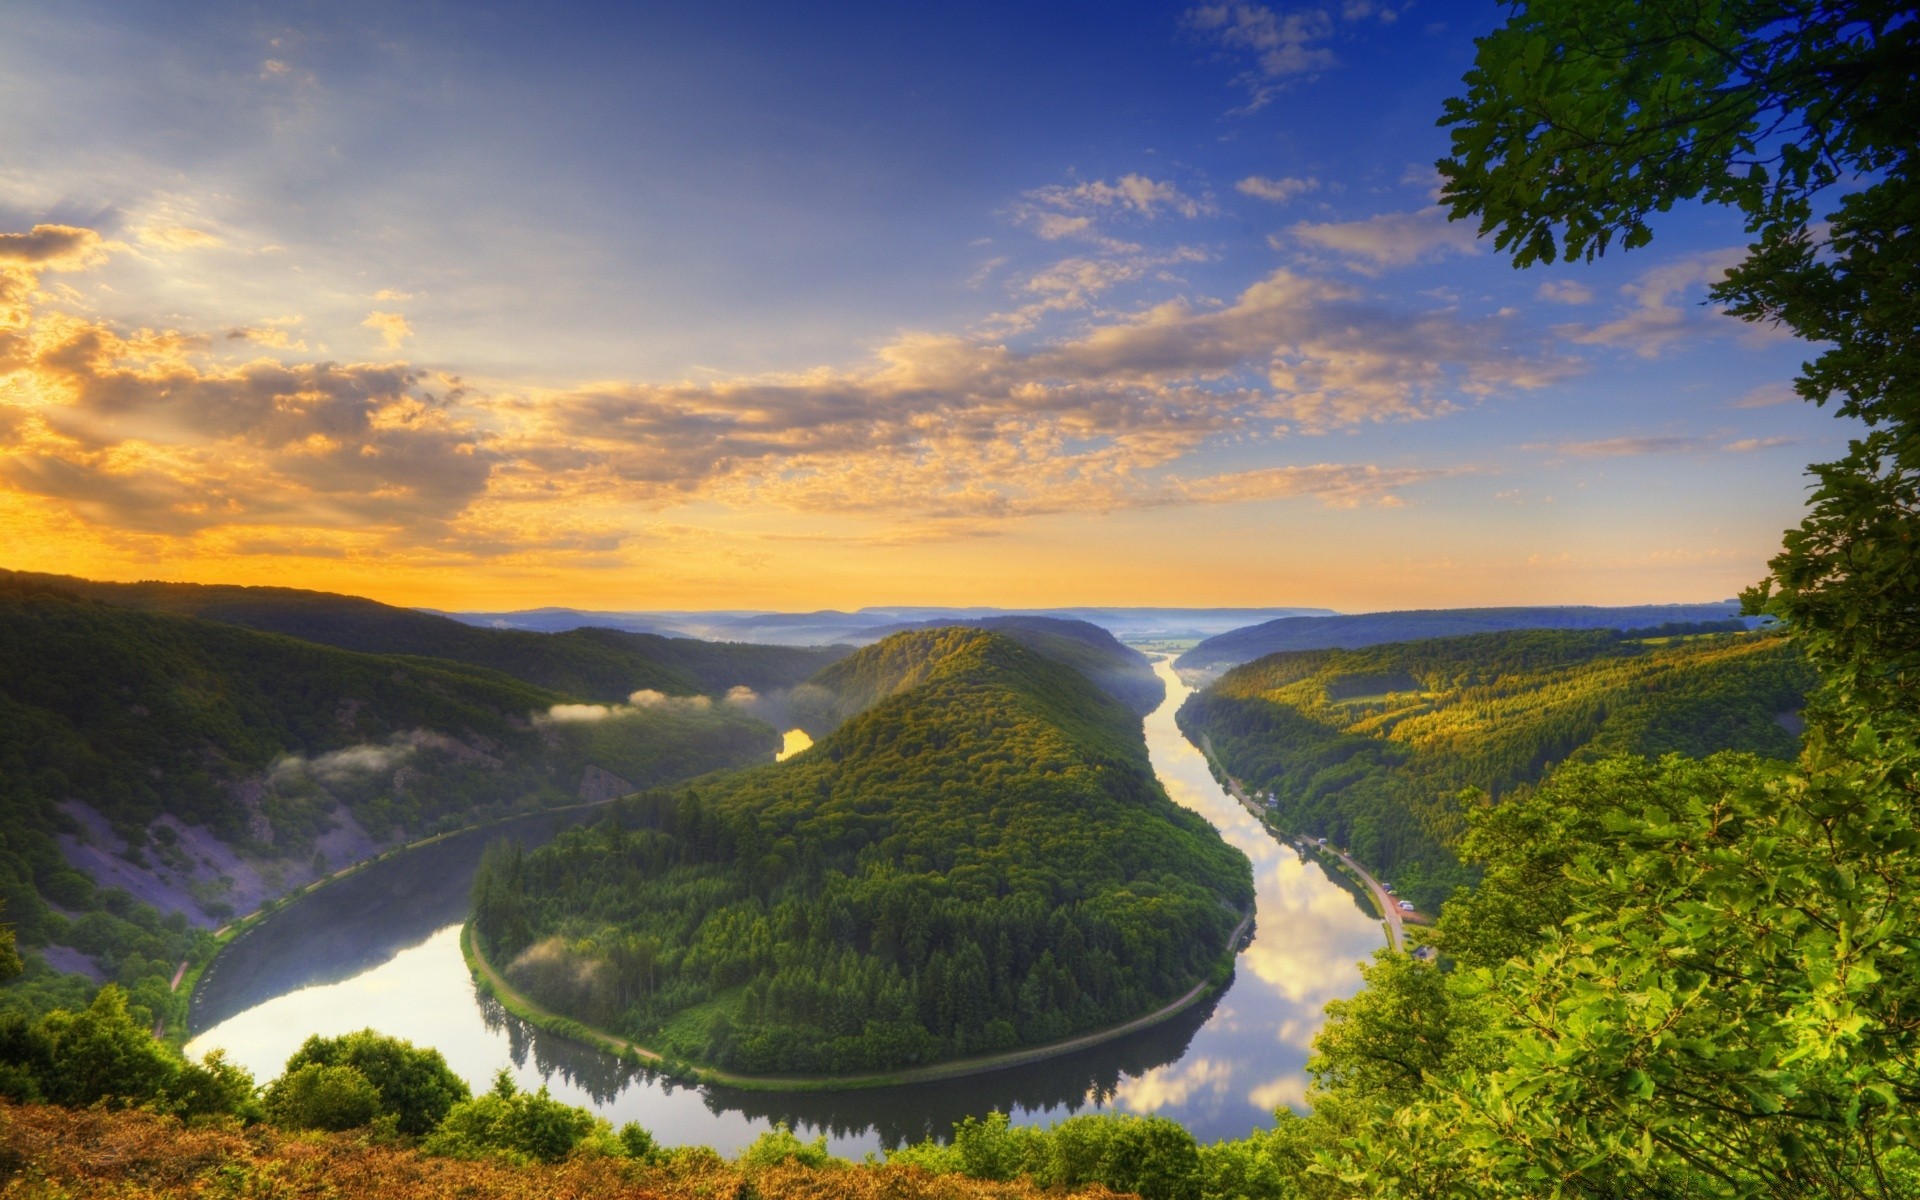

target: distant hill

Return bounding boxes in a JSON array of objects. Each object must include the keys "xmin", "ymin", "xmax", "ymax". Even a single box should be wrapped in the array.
[
  {"xmin": 1174, "ymin": 603, "xmax": 1750, "ymax": 675},
  {"xmin": 444, "ymin": 605, "xmax": 1336, "ymax": 645},
  {"xmin": 0, "ymin": 571, "xmax": 847, "ymax": 701},
  {"xmin": 1177, "ymin": 627, "xmax": 1814, "ymax": 911},
  {"xmin": 473, "ymin": 628, "xmax": 1253, "ymax": 1076},
  {"xmin": 846, "ymin": 616, "xmax": 1164, "ymax": 716},
  {"xmin": 0, "ymin": 576, "xmax": 780, "ymax": 1026}
]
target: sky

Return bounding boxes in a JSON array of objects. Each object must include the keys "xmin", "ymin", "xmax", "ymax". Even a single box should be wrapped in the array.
[{"xmin": 0, "ymin": 1, "xmax": 1856, "ymax": 612}]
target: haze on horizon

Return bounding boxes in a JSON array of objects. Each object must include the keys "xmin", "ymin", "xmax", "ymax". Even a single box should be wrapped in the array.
[{"xmin": 0, "ymin": 2, "xmax": 1856, "ymax": 613}]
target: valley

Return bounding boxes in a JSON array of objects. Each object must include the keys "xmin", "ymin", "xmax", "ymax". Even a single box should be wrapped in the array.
[{"xmin": 180, "ymin": 658, "xmax": 1386, "ymax": 1151}]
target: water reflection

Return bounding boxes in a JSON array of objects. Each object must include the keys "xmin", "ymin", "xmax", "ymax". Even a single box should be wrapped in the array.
[{"xmin": 188, "ymin": 660, "xmax": 1383, "ymax": 1153}]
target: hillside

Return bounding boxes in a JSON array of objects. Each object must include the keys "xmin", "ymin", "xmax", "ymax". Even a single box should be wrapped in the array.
[
  {"xmin": 0, "ymin": 576, "xmax": 779, "ymax": 1028},
  {"xmin": 1177, "ymin": 628, "xmax": 1814, "ymax": 909},
  {"xmin": 1174, "ymin": 603, "xmax": 1748, "ymax": 675},
  {"xmin": 472, "ymin": 629, "xmax": 1254, "ymax": 1076},
  {"xmin": 0, "ymin": 571, "xmax": 849, "ymax": 701},
  {"xmin": 840, "ymin": 616, "xmax": 1164, "ymax": 716}
]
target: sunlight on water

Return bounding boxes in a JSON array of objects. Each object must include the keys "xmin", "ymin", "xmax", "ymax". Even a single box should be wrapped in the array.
[
  {"xmin": 187, "ymin": 657, "xmax": 1383, "ymax": 1153},
  {"xmin": 775, "ymin": 727, "xmax": 813, "ymax": 762}
]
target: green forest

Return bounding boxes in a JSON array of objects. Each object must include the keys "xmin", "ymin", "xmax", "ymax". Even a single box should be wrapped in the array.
[
  {"xmin": 0, "ymin": 576, "xmax": 783, "ymax": 1031},
  {"xmin": 0, "ymin": 569, "xmax": 850, "ymax": 702},
  {"xmin": 848, "ymin": 616, "xmax": 1165, "ymax": 717},
  {"xmin": 1178, "ymin": 628, "xmax": 1815, "ymax": 909},
  {"xmin": 472, "ymin": 628, "xmax": 1253, "ymax": 1076}
]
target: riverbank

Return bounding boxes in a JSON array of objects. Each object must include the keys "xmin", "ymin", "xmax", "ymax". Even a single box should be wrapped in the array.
[
  {"xmin": 1192, "ymin": 733, "xmax": 1413, "ymax": 948},
  {"xmin": 185, "ymin": 796, "xmax": 626, "ymax": 1036},
  {"xmin": 462, "ymin": 908, "xmax": 1252, "ymax": 1093}
]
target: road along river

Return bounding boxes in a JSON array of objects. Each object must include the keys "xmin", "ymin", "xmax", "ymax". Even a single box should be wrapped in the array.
[{"xmin": 187, "ymin": 658, "xmax": 1384, "ymax": 1153}]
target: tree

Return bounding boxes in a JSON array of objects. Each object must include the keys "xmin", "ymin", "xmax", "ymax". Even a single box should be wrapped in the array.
[
  {"xmin": 263, "ymin": 1062, "xmax": 382, "ymax": 1131},
  {"xmin": 33, "ymin": 986, "xmax": 176, "ymax": 1109},
  {"xmin": 1257, "ymin": 7, "xmax": 1920, "ymax": 1194},
  {"xmin": 1439, "ymin": 1, "xmax": 1920, "ymax": 718},
  {"xmin": 279, "ymin": 1029, "xmax": 469, "ymax": 1137}
]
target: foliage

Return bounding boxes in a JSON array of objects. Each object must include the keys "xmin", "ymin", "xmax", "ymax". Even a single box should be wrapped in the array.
[
  {"xmin": 0, "ymin": 1099, "xmax": 1130, "ymax": 1200},
  {"xmin": 739, "ymin": 1123, "xmax": 838, "ymax": 1172},
  {"xmin": 0, "ymin": 568, "xmax": 850, "ymax": 703},
  {"xmin": 264, "ymin": 1062, "xmax": 382, "ymax": 1131},
  {"xmin": 1179, "ymin": 628, "xmax": 1812, "ymax": 908},
  {"xmin": 0, "ymin": 577, "xmax": 778, "ymax": 1024},
  {"xmin": 422, "ymin": 1070, "xmax": 611, "ymax": 1164},
  {"xmin": 475, "ymin": 629, "xmax": 1252, "ymax": 1075},
  {"xmin": 1270, "ymin": 744, "xmax": 1920, "ymax": 1197},
  {"xmin": 0, "ymin": 984, "xmax": 256, "ymax": 1118},
  {"xmin": 854, "ymin": 616, "xmax": 1165, "ymax": 716},
  {"xmin": 1438, "ymin": 0, "xmax": 1919, "ymax": 725},
  {"xmin": 889, "ymin": 1109, "xmax": 1204, "ymax": 1200},
  {"xmin": 279, "ymin": 1029, "xmax": 470, "ymax": 1137}
]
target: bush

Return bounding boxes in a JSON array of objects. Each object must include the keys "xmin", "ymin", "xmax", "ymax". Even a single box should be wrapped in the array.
[
  {"xmin": 422, "ymin": 1070, "xmax": 604, "ymax": 1165},
  {"xmin": 280, "ymin": 1029, "xmax": 469, "ymax": 1136},
  {"xmin": 737, "ymin": 1123, "xmax": 835, "ymax": 1172},
  {"xmin": 893, "ymin": 1111, "xmax": 1202, "ymax": 1200},
  {"xmin": 264, "ymin": 1062, "xmax": 380, "ymax": 1131}
]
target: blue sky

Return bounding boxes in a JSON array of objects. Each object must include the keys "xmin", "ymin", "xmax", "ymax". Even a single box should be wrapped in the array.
[{"xmin": 0, "ymin": 1, "xmax": 1851, "ymax": 609}]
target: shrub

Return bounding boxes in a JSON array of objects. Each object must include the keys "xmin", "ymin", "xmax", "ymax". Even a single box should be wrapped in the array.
[
  {"xmin": 280, "ymin": 1029, "xmax": 469, "ymax": 1136},
  {"xmin": 264, "ymin": 1062, "xmax": 381, "ymax": 1131}
]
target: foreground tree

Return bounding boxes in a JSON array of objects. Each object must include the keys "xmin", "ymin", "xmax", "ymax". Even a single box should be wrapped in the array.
[
  {"xmin": 1441, "ymin": 0, "xmax": 1919, "ymax": 720},
  {"xmin": 1266, "ymin": 5, "xmax": 1920, "ymax": 1197}
]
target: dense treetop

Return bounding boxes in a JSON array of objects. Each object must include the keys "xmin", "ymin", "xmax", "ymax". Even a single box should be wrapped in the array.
[
  {"xmin": 0, "ymin": 570, "xmax": 849, "ymax": 702},
  {"xmin": 0, "ymin": 576, "xmax": 778, "ymax": 1031},
  {"xmin": 1180, "ymin": 628, "xmax": 1813, "ymax": 909},
  {"xmin": 474, "ymin": 628, "xmax": 1252, "ymax": 1076},
  {"xmin": 848, "ymin": 616, "xmax": 1164, "ymax": 717}
]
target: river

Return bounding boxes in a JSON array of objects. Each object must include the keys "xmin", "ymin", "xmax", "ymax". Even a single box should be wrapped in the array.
[{"xmin": 187, "ymin": 658, "xmax": 1383, "ymax": 1152}]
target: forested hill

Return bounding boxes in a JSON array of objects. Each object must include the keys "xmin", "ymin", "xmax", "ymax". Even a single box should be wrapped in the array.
[
  {"xmin": 472, "ymin": 628, "xmax": 1254, "ymax": 1076},
  {"xmin": 843, "ymin": 616, "xmax": 1164, "ymax": 716},
  {"xmin": 0, "ymin": 571, "xmax": 850, "ymax": 702},
  {"xmin": 0, "ymin": 577, "xmax": 778, "ymax": 1027},
  {"xmin": 1174, "ymin": 602, "xmax": 1747, "ymax": 675},
  {"xmin": 1177, "ymin": 628, "xmax": 1814, "ymax": 910}
]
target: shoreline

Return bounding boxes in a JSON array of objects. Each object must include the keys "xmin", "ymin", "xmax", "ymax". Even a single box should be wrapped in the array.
[
  {"xmin": 462, "ymin": 907, "xmax": 1252, "ymax": 1093},
  {"xmin": 184, "ymin": 795, "xmax": 627, "ymax": 1037}
]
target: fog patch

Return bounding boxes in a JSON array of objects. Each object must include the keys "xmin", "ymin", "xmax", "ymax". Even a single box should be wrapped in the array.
[
  {"xmin": 269, "ymin": 730, "xmax": 471, "ymax": 783},
  {"xmin": 535, "ymin": 690, "xmax": 733, "ymax": 726}
]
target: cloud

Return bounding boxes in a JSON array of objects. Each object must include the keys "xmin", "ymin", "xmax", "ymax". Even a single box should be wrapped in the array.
[
  {"xmin": 1535, "ymin": 279, "xmax": 1593, "ymax": 305},
  {"xmin": 1549, "ymin": 434, "xmax": 1798, "ymax": 458},
  {"xmin": 1727, "ymin": 382, "xmax": 1798, "ymax": 409},
  {"xmin": 136, "ymin": 224, "xmax": 222, "ymax": 251},
  {"xmin": 1, "ymin": 223, "xmax": 1571, "ymax": 557},
  {"xmin": 1237, "ymin": 175, "xmax": 1318, "ymax": 203},
  {"xmin": 362, "ymin": 310, "xmax": 413, "ymax": 349},
  {"xmin": 1289, "ymin": 206, "xmax": 1479, "ymax": 272},
  {"xmin": 985, "ymin": 248, "xmax": 1208, "ymax": 333},
  {"xmin": 1568, "ymin": 248, "xmax": 1745, "ymax": 357},
  {"xmin": 1187, "ymin": 4, "xmax": 1338, "ymax": 106},
  {"xmin": 0, "ymin": 225, "xmax": 108, "ymax": 268},
  {"xmin": 1011, "ymin": 174, "xmax": 1213, "ymax": 248},
  {"xmin": 1027, "ymin": 175, "xmax": 1214, "ymax": 220}
]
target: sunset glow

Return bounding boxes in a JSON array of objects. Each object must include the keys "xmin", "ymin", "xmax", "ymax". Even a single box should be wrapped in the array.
[{"xmin": 0, "ymin": 3, "xmax": 1850, "ymax": 610}]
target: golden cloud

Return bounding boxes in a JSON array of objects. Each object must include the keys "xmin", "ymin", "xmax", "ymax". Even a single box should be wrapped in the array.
[{"xmin": 1, "ymin": 223, "xmax": 1567, "ymax": 563}]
